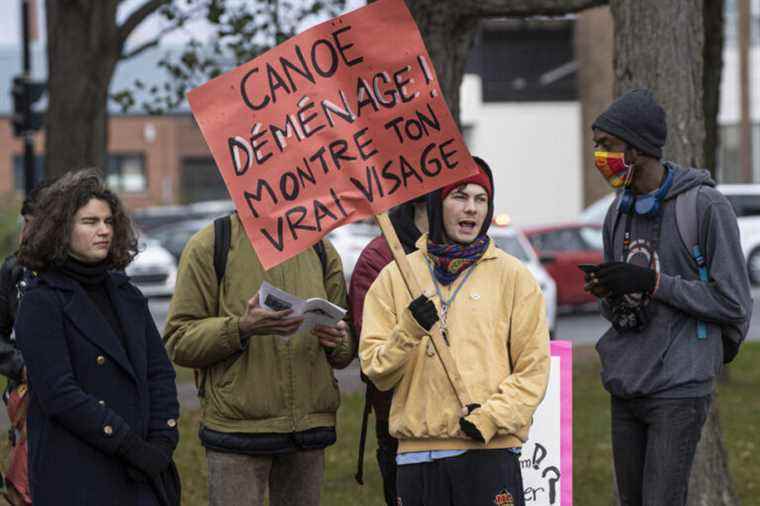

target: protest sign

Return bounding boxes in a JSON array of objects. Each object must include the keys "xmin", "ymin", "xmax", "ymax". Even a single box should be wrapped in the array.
[
  {"xmin": 188, "ymin": 0, "xmax": 477, "ymax": 269},
  {"xmin": 521, "ymin": 340, "xmax": 573, "ymax": 505}
]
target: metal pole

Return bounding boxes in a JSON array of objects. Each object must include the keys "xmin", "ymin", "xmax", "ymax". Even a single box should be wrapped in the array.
[
  {"xmin": 739, "ymin": 0, "xmax": 753, "ymax": 183},
  {"xmin": 21, "ymin": 0, "xmax": 36, "ymax": 195}
]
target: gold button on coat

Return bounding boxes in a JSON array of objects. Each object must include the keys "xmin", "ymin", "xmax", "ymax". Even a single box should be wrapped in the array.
[
  {"xmin": 166, "ymin": 419, "xmax": 177, "ymax": 428},
  {"xmin": 103, "ymin": 425, "xmax": 113, "ymax": 436},
  {"xmin": 96, "ymin": 356, "xmax": 106, "ymax": 365}
]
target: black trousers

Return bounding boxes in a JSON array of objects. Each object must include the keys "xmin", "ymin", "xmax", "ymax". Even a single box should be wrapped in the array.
[
  {"xmin": 376, "ymin": 418, "xmax": 399, "ymax": 506},
  {"xmin": 611, "ymin": 395, "xmax": 711, "ymax": 506},
  {"xmin": 396, "ymin": 449, "xmax": 525, "ymax": 506}
]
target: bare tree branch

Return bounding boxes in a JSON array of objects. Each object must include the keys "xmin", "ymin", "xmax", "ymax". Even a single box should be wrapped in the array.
[
  {"xmin": 467, "ymin": 0, "xmax": 608, "ymax": 17},
  {"xmin": 120, "ymin": 3, "xmax": 202, "ymax": 61},
  {"xmin": 121, "ymin": 32, "xmax": 163, "ymax": 60},
  {"xmin": 119, "ymin": 2, "xmax": 208, "ymax": 60},
  {"xmin": 118, "ymin": 0, "xmax": 170, "ymax": 44}
]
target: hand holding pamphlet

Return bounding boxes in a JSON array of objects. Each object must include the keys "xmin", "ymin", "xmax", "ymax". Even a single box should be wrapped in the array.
[{"xmin": 259, "ymin": 281, "xmax": 347, "ymax": 335}]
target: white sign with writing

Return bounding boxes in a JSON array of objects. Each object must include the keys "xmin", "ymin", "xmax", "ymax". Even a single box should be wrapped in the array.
[{"xmin": 520, "ymin": 341, "xmax": 572, "ymax": 505}]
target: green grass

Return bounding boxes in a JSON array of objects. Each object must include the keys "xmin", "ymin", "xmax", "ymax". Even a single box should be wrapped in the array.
[
  {"xmin": 572, "ymin": 343, "xmax": 760, "ymax": 506},
  {"xmin": 172, "ymin": 389, "xmax": 386, "ymax": 505},
  {"xmin": 572, "ymin": 346, "xmax": 615, "ymax": 504},
  {"xmin": 2, "ymin": 343, "xmax": 758, "ymax": 505},
  {"xmin": 720, "ymin": 344, "xmax": 760, "ymax": 500}
]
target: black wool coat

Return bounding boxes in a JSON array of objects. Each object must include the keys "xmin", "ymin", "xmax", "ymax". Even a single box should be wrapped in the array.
[{"xmin": 15, "ymin": 270, "xmax": 179, "ymax": 506}]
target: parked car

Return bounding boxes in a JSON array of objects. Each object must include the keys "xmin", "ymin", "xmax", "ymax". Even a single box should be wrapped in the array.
[
  {"xmin": 150, "ymin": 219, "xmax": 212, "ymax": 261},
  {"xmin": 125, "ymin": 238, "xmax": 177, "ymax": 298},
  {"xmin": 581, "ymin": 185, "xmax": 760, "ymax": 284},
  {"xmin": 489, "ymin": 223, "xmax": 558, "ymax": 337},
  {"xmin": 327, "ymin": 221, "xmax": 381, "ymax": 281},
  {"xmin": 132, "ymin": 200, "xmax": 234, "ymax": 234},
  {"xmin": 523, "ymin": 224, "xmax": 603, "ymax": 309},
  {"xmin": 150, "ymin": 215, "xmax": 381, "ymax": 278}
]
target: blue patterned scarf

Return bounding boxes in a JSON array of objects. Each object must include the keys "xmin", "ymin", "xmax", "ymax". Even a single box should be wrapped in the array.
[{"xmin": 426, "ymin": 235, "xmax": 490, "ymax": 286}]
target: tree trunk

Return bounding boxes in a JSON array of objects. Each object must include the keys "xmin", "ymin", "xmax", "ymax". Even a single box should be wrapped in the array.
[
  {"xmin": 610, "ymin": 0, "xmax": 708, "ymax": 169},
  {"xmin": 403, "ymin": 1, "xmax": 479, "ymax": 124},
  {"xmin": 688, "ymin": 399, "xmax": 740, "ymax": 504},
  {"xmin": 703, "ymin": 0, "xmax": 725, "ymax": 178},
  {"xmin": 45, "ymin": 0, "xmax": 122, "ymax": 180},
  {"xmin": 610, "ymin": 1, "xmax": 738, "ymax": 504},
  {"xmin": 575, "ymin": 6, "xmax": 614, "ymax": 207}
]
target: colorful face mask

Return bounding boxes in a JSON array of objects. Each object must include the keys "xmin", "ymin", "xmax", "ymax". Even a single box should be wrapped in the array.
[{"xmin": 595, "ymin": 151, "xmax": 631, "ymax": 188}]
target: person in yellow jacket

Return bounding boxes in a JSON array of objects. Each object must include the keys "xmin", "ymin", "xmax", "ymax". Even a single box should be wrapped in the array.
[{"xmin": 360, "ymin": 157, "xmax": 550, "ymax": 506}]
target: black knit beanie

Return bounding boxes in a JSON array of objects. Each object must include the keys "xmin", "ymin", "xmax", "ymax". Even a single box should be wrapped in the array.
[{"xmin": 592, "ymin": 89, "xmax": 667, "ymax": 159}]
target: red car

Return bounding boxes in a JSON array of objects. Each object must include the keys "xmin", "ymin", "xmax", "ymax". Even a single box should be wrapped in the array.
[{"xmin": 523, "ymin": 223, "xmax": 603, "ymax": 309}]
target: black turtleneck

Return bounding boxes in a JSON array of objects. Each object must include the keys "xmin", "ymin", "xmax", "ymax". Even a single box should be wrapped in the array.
[{"xmin": 57, "ymin": 257, "xmax": 127, "ymax": 349}]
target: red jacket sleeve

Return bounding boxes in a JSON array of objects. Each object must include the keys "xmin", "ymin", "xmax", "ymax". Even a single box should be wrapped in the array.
[{"xmin": 348, "ymin": 236, "xmax": 394, "ymax": 349}]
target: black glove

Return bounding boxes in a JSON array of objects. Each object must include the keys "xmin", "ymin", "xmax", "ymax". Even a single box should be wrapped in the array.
[
  {"xmin": 117, "ymin": 432, "xmax": 172, "ymax": 477},
  {"xmin": 594, "ymin": 261, "xmax": 656, "ymax": 296},
  {"xmin": 459, "ymin": 403, "xmax": 485, "ymax": 442},
  {"xmin": 408, "ymin": 295, "xmax": 438, "ymax": 331},
  {"xmin": 583, "ymin": 271, "xmax": 610, "ymax": 298}
]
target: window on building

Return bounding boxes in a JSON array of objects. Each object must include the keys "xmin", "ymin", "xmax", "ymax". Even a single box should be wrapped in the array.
[
  {"xmin": 468, "ymin": 21, "xmax": 577, "ymax": 103},
  {"xmin": 724, "ymin": 0, "xmax": 760, "ymax": 47},
  {"xmin": 180, "ymin": 157, "xmax": 229, "ymax": 203},
  {"xmin": 107, "ymin": 153, "xmax": 147, "ymax": 193}
]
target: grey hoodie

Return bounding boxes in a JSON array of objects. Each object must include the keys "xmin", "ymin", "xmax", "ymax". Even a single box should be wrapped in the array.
[{"xmin": 597, "ymin": 163, "xmax": 752, "ymax": 399}]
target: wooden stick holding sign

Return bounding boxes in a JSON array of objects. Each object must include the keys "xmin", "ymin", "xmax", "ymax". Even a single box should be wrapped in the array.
[{"xmin": 375, "ymin": 211, "xmax": 473, "ymax": 409}]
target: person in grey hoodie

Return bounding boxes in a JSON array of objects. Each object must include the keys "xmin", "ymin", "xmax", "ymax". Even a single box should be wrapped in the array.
[{"xmin": 584, "ymin": 89, "xmax": 752, "ymax": 506}]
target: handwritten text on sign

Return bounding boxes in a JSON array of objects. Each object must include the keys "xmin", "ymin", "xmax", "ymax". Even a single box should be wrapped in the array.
[
  {"xmin": 521, "ymin": 341, "xmax": 573, "ymax": 505},
  {"xmin": 187, "ymin": 0, "xmax": 476, "ymax": 269}
]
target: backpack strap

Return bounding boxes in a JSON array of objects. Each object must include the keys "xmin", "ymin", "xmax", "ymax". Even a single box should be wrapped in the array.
[
  {"xmin": 213, "ymin": 215, "xmax": 232, "ymax": 286},
  {"xmin": 215, "ymin": 214, "xmax": 327, "ymax": 284},
  {"xmin": 354, "ymin": 386, "xmax": 371, "ymax": 485},
  {"xmin": 313, "ymin": 239, "xmax": 328, "ymax": 280},
  {"xmin": 193, "ymin": 214, "xmax": 234, "ymax": 398},
  {"xmin": 675, "ymin": 186, "xmax": 708, "ymax": 339}
]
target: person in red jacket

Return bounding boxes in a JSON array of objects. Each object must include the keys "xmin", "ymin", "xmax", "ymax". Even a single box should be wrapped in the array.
[{"xmin": 349, "ymin": 196, "xmax": 427, "ymax": 506}]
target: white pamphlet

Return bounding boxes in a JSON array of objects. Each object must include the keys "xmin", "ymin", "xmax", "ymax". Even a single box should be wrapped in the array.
[{"xmin": 258, "ymin": 281, "xmax": 347, "ymax": 334}]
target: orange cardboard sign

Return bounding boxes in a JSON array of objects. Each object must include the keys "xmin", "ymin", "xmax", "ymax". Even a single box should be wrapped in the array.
[{"xmin": 188, "ymin": 0, "xmax": 477, "ymax": 269}]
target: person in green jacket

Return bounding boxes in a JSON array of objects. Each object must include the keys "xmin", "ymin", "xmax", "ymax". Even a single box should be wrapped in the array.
[{"xmin": 164, "ymin": 212, "xmax": 353, "ymax": 506}]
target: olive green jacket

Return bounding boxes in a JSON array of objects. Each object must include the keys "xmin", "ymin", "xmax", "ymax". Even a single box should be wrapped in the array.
[{"xmin": 164, "ymin": 214, "xmax": 353, "ymax": 434}]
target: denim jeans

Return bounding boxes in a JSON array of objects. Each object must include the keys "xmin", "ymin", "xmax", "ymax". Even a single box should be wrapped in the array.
[{"xmin": 611, "ymin": 395, "xmax": 711, "ymax": 506}]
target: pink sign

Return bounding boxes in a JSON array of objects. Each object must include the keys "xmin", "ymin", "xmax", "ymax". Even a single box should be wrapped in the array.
[{"xmin": 521, "ymin": 340, "xmax": 573, "ymax": 505}]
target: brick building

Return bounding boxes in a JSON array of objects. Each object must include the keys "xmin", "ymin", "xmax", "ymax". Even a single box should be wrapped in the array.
[{"xmin": 0, "ymin": 45, "xmax": 227, "ymax": 211}]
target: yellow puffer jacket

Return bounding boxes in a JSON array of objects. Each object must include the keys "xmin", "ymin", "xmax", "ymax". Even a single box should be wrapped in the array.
[{"xmin": 359, "ymin": 235, "xmax": 550, "ymax": 453}]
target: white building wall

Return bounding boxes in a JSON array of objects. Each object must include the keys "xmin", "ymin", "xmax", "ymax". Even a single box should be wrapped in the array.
[{"xmin": 460, "ymin": 74, "xmax": 583, "ymax": 227}]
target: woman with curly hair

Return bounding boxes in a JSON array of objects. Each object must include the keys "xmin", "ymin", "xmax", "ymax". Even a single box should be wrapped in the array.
[{"xmin": 14, "ymin": 169, "xmax": 180, "ymax": 506}]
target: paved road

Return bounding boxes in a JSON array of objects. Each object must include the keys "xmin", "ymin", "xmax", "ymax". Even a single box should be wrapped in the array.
[
  {"xmin": 148, "ymin": 298, "xmax": 364, "ymax": 395},
  {"xmin": 148, "ymin": 286, "xmax": 760, "ymax": 401},
  {"xmin": 2, "ymin": 290, "xmax": 757, "ymax": 429},
  {"xmin": 148, "ymin": 285, "xmax": 760, "ymax": 348},
  {"xmin": 554, "ymin": 285, "xmax": 760, "ymax": 344}
]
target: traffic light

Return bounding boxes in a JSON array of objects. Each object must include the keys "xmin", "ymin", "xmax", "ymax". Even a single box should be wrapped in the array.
[{"xmin": 11, "ymin": 75, "xmax": 45, "ymax": 137}]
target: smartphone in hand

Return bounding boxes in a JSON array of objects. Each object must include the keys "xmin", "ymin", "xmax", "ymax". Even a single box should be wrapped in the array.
[{"xmin": 578, "ymin": 263, "xmax": 599, "ymax": 274}]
